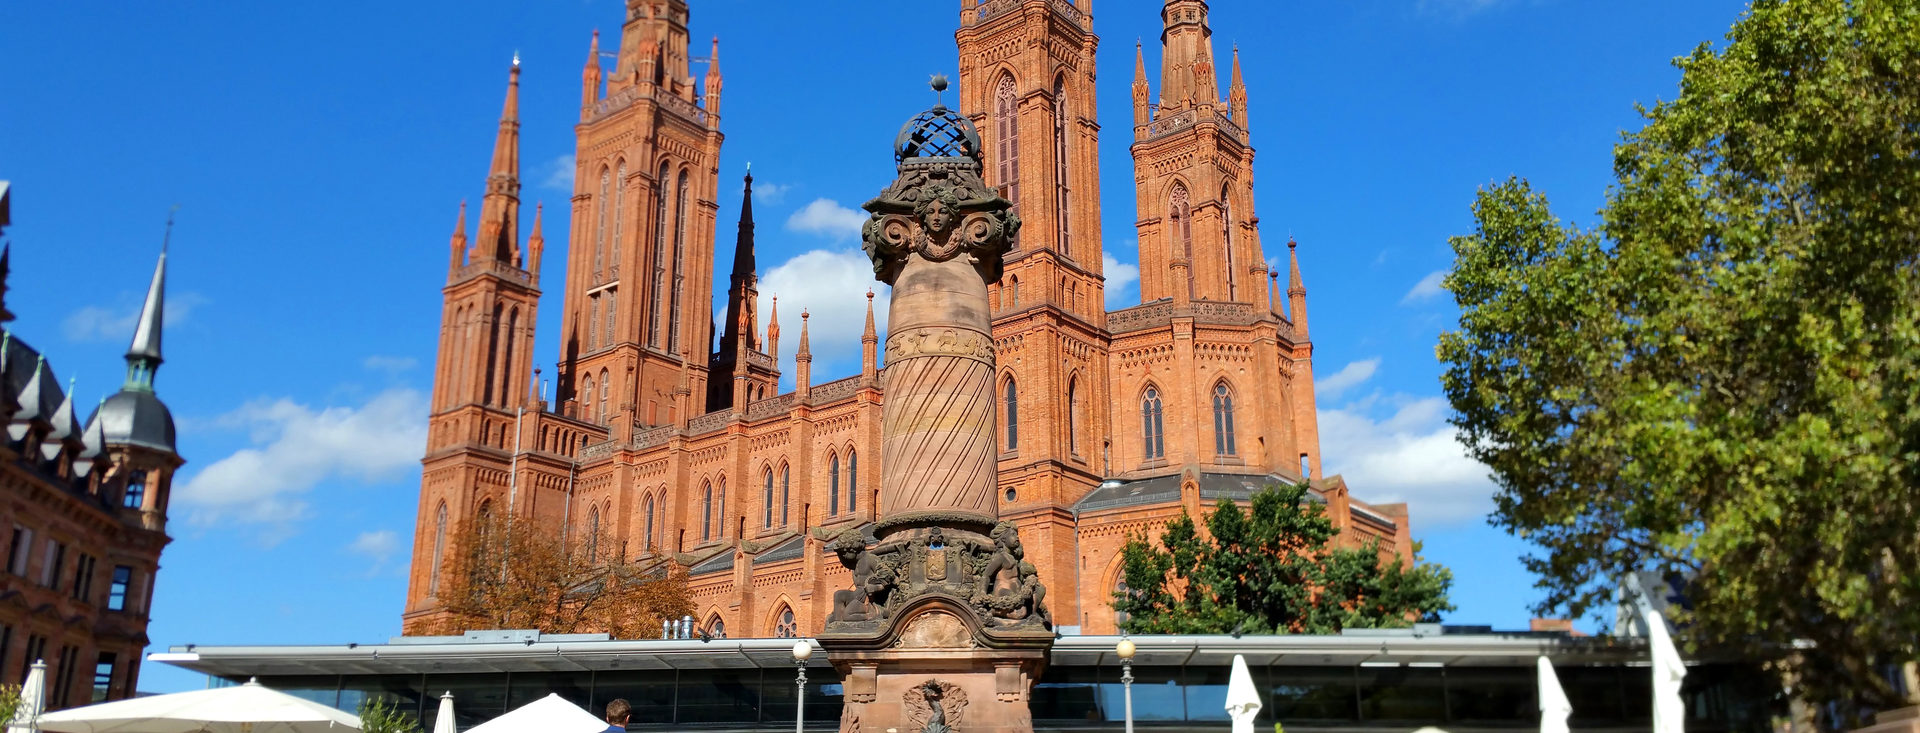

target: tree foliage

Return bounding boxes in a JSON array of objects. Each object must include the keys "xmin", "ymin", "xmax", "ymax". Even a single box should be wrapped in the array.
[
  {"xmin": 356, "ymin": 696, "xmax": 422, "ymax": 733},
  {"xmin": 1438, "ymin": 0, "xmax": 1920, "ymax": 722},
  {"xmin": 431, "ymin": 512, "xmax": 693, "ymax": 638},
  {"xmin": 1113, "ymin": 483, "xmax": 1453, "ymax": 635}
]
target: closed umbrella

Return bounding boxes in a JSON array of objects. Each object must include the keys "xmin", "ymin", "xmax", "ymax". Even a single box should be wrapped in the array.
[
  {"xmin": 34, "ymin": 678, "xmax": 360, "ymax": 733},
  {"xmin": 1537, "ymin": 656, "xmax": 1572, "ymax": 733},
  {"xmin": 7, "ymin": 659, "xmax": 46, "ymax": 733},
  {"xmin": 1224, "ymin": 654, "xmax": 1263, "ymax": 733},
  {"xmin": 431, "ymin": 692, "xmax": 456, "ymax": 733}
]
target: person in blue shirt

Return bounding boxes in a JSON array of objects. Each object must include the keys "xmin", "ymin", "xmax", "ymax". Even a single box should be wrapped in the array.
[{"xmin": 603, "ymin": 699, "xmax": 630, "ymax": 732}]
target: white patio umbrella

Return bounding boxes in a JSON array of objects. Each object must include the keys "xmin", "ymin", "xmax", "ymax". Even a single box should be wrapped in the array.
[
  {"xmin": 465, "ymin": 693, "xmax": 603, "ymax": 733},
  {"xmin": 7, "ymin": 659, "xmax": 46, "ymax": 733},
  {"xmin": 1648, "ymin": 609, "xmax": 1688, "ymax": 733},
  {"xmin": 431, "ymin": 692, "xmax": 456, "ymax": 733},
  {"xmin": 1224, "ymin": 654, "xmax": 1263, "ymax": 733},
  {"xmin": 1537, "ymin": 656, "xmax": 1572, "ymax": 733},
  {"xmin": 34, "ymin": 678, "xmax": 360, "ymax": 733}
]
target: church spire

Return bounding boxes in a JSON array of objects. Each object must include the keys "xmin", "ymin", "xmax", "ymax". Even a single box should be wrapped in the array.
[
  {"xmin": 861, "ymin": 290, "xmax": 878, "ymax": 380},
  {"xmin": 795, "ymin": 309, "xmax": 812, "ymax": 400},
  {"xmin": 125, "ymin": 235, "xmax": 168, "ymax": 391},
  {"xmin": 528, "ymin": 202, "xmax": 545, "ymax": 284},
  {"xmin": 1287, "ymin": 237, "xmax": 1309, "ymax": 339},
  {"xmin": 475, "ymin": 58, "xmax": 523, "ymax": 267},
  {"xmin": 581, "ymin": 30, "xmax": 603, "ymax": 116},
  {"xmin": 447, "ymin": 200, "xmax": 468, "ymax": 277},
  {"xmin": 1228, "ymin": 45, "xmax": 1248, "ymax": 127},
  {"xmin": 767, "ymin": 295, "xmax": 780, "ymax": 362},
  {"xmin": 717, "ymin": 167, "xmax": 759, "ymax": 359},
  {"xmin": 1132, "ymin": 40, "xmax": 1151, "ymax": 135},
  {"xmin": 703, "ymin": 36, "xmax": 723, "ymax": 119}
]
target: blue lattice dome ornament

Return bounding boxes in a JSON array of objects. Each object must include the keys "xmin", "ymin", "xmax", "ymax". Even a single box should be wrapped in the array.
[{"xmin": 893, "ymin": 75, "xmax": 982, "ymax": 164}]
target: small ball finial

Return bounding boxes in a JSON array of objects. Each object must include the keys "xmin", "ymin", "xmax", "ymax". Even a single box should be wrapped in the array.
[
  {"xmin": 867, "ymin": 289, "xmax": 875, "ymax": 300},
  {"xmin": 1288, "ymin": 236, "xmax": 1298, "ymax": 251},
  {"xmin": 512, "ymin": 51, "xmax": 520, "ymax": 67},
  {"xmin": 930, "ymin": 74, "xmax": 949, "ymax": 93}
]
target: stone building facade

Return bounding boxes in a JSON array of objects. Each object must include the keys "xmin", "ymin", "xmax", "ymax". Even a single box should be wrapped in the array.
[
  {"xmin": 0, "ymin": 183, "xmax": 181, "ymax": 708},
  {"xmin": 404, "ymin": 0, "xmax": 1415, "ymax": 639}
]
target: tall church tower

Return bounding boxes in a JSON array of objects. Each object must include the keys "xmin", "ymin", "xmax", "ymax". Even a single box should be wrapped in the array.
[
  {"xmin": 706, "ymin": 169, "xmax": 778, "ymax": 414},
  {"xmin": 1132, "ymin": 0, "xmax": 1264, "ymax": 306},
  {"xmin": 564, "ymin": 0, "xmax": 726, "ymax": 434},
  {"xmin": 407, "ymin": 59, "xmax": 544, "ymax": 628},
  {"xmin": 1124, "ymin": 0, "xmax": 1322, "ymax": 479},
  {"xmin": 956, "ymin": 0, "xmax": 1109, "ymax": 632}
]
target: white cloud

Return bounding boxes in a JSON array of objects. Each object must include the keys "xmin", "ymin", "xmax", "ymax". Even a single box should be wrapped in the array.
[
  {"xmin": 1102, "ymin": 250, "xmax": 1140, "ymax": 309},
  {"xmin": 754, "ymin": 181, "xmax": 793, "ymax": 205},
  {"xmin": 177, "ymin": 388, "xmax": 429, "ymax": 526},
  {"xmin": 347, "ymin": 529, "xmax": 403, "ymax": 577},
  {"xmin": 751, "ymin": 249, "xmax": 891, "ymax": 383},
  {"xmin": 1319, "ymin": 395, "xmax": 1495, "ymax": 528},
  {"xmin": 1315, "ymin": 358, "xmax": 1380, "ymax": 399},
  {"xmin": 542, "ymin": 154, "xmax": 576, "ymax": 191},
  {"xmin": 63, "ymin": 292, "xmax": 207, "ymax": 343},
  {"xmin": 362, "ymin": 355, "xmax": 418, "ymax": 375},
  {"xmin": 785, "ymin": 198, "xmax": 866, "ymax": 240},
  {"xmin": 1400, "ymin": 270, "xmax": 1448, "ymax": 304}
]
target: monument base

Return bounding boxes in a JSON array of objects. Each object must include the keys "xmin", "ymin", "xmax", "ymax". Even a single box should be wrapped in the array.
[{"xmin": 822, "ymin": 596, "xmax": 1053, "ymax": 733}]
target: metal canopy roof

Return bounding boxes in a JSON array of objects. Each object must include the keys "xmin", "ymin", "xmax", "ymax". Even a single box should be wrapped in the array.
[{"xmin": 153, "ymin": 631, "xmax": 1659, "ymax": 680}]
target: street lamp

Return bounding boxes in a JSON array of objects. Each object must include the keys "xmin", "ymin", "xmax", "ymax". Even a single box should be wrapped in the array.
[
  {"xmin": 1116, "ymin": 638, "xmax": 1137, "ymax": 733},
  {"xmin": 792, "ymin": 640, "xmax": 813, "ymax": 733}
]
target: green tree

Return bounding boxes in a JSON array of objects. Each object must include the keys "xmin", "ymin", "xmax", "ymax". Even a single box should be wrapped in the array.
[
  {"xmin": 357, "ymin": 696, "xmax": 422, "ymax": 733},
  {"xmin": 1437, "ymin": 0, "xmax": 1920, "ymax": 723},
  {"xmin": 1113, "ymin": 482, "xmax": 1454, "ymax": 635}
]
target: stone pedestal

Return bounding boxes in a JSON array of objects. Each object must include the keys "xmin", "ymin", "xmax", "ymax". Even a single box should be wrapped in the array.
[{"xmin": 823, "ymin": 596, "xmax": 1050, "ymax": 733}]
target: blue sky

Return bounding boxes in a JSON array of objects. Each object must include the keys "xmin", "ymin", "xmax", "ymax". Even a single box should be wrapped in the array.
[{"xmin": 0, "ymin": 0, "xmax": 1748, "ymax": 693}]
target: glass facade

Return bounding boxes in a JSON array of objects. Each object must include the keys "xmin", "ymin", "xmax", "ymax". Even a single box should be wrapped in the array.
[{"xmin": 243, "ymin": 660, "xmax": 1777, "ymax": 732}]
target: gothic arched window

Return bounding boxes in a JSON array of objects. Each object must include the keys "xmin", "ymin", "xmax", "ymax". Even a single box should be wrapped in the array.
[
  {"xmin": 429, "ymin": 503, "xmax": 447, "ymax": 596},
  {"xmin": 780, "ymin": 463, "xmax": 791, "ymax": 527},
  {"xmin": 580, "ymin": 374, "xmax": 595, "ymax": 423},
  {"xmin": 598, "ymin": 368, "xmax": 611, "ymax": 426},
  {"xmin": 612, "ymin": 161, "xmax": 626, "ymax": 275},
  {"xmin": 595, "ymin": 167, "xmax": 610, "ymax": 281},
  {"xmin": 483, "ymin": 303, "xmax": 503, "ymax": 406},
  {"xmin": 707, "ymin": 615, "xmax": 727, "ymax": 639},
  {"xmin": 774, "ymin": 606, "xmax": 798, "ymax": 638},
  {"xmin": 650, "ymin": 162, "xmax": 671, "ymax": 347},
  {"xmin": 846, "ymin": 450, "xmax": 858, "ymax": 513},
  {"xmin": 1221, "ymin": 183, "xmax": 1236, "ymax": 301},
  {"xmin": 716, "ymin": 478, "xmax": 726, "ymax": 539},
  {"xmin": 994, "ymin": 74, "xmax": 1021, "ymax": 241},
  {"xmin": 1213, "ymin": 381, "xmax": 1237, "ymax": 456},
  {"xmin": 502, "ymin": 308, "xmax": 519, "ymax": 408},
  {"xmin": 828, "ymin": 453, "xmax": 841, "ymax": 516},
  {"xmin": 1002, "ymin": 377, "xmax": 1019, "ymax": 451},
  {"xmin": 586, "ymin": 505, "xmax": 601, "ymax": 563},
  {"xmin": 643, "ymin": 494, "xmax": 656, "ymax": 549},
  {"xmin": 1067, "ymin": 377, "xmax": 1080, "ymax": 456},
  {"xmin": 604, "ymin": 290, "xmax": 616, "ymax": 349},
  {"xmin": 701, "ymin": 483, "xmax": 713, "ymax": 542},
  {"xmin": 1170, "ymin": 183, "xmax": 1193, "ymax": 297},
  {"xmin": 1142, "ymin": 386, "xmax": 1166, "ymax": 460},
  {"xmin": 1053, "ymin": 75, "xmax": 1071, "ymax": 258},
  {"xmin": 669, "ymin": 169, "xmax": 691, "ymax": 354},
  {"xmin": 763, "ymin": 469, "xmax": 775, "ymax": 528}
]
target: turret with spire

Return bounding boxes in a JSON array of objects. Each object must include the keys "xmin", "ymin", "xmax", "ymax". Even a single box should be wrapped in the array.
[
  {"xmin": 705, "ymin": 167, "xmax": 778, "ymax": 413},
  {"xmin": 861, "ymin": 290, "xmax": 878, "ymax": 381},
  {"xmin": 1228, "ymin": 45, "xmax": 1248, "ymax": 128},
  {"xmin": 581, "ymin": 30, "xmax": 603, "ymax": 119},
  {"xmin": 1132, "ymin": 40, "xmax": 1152, "ymax": 138},
  {"xmin": 88, "ymin": 220, "xmax": 179, "ymax": 462},
  {"xmin": 1287, "ymin": 238, "xmax": 1309, "ymax": 340},
  {"xmin": 795, "ymin": 309, "xmax": 812, "ymax": 401},
  {"xmin": 474, "ymin": 58, "xmax": 523, "ymax": 266},
  {"xmin": 703, "ymin": 36, "xmax": 722, "ymax": 121}
]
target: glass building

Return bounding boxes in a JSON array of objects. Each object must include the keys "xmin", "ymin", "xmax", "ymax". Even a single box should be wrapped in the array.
[{"xmin": 153, "ymin": 627, "xmax": 1779, "ymax": 732}]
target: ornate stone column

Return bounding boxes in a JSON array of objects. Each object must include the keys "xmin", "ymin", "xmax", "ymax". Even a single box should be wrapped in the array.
[{"xmin": 819, "ymin": 80, "xmax": 1053, "ymax": 733}]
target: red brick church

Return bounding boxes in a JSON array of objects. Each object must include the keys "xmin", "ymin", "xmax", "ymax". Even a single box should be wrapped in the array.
[{"xmin": 404, "ymin": 0, "xmax": 1416, "ymax": 638}]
